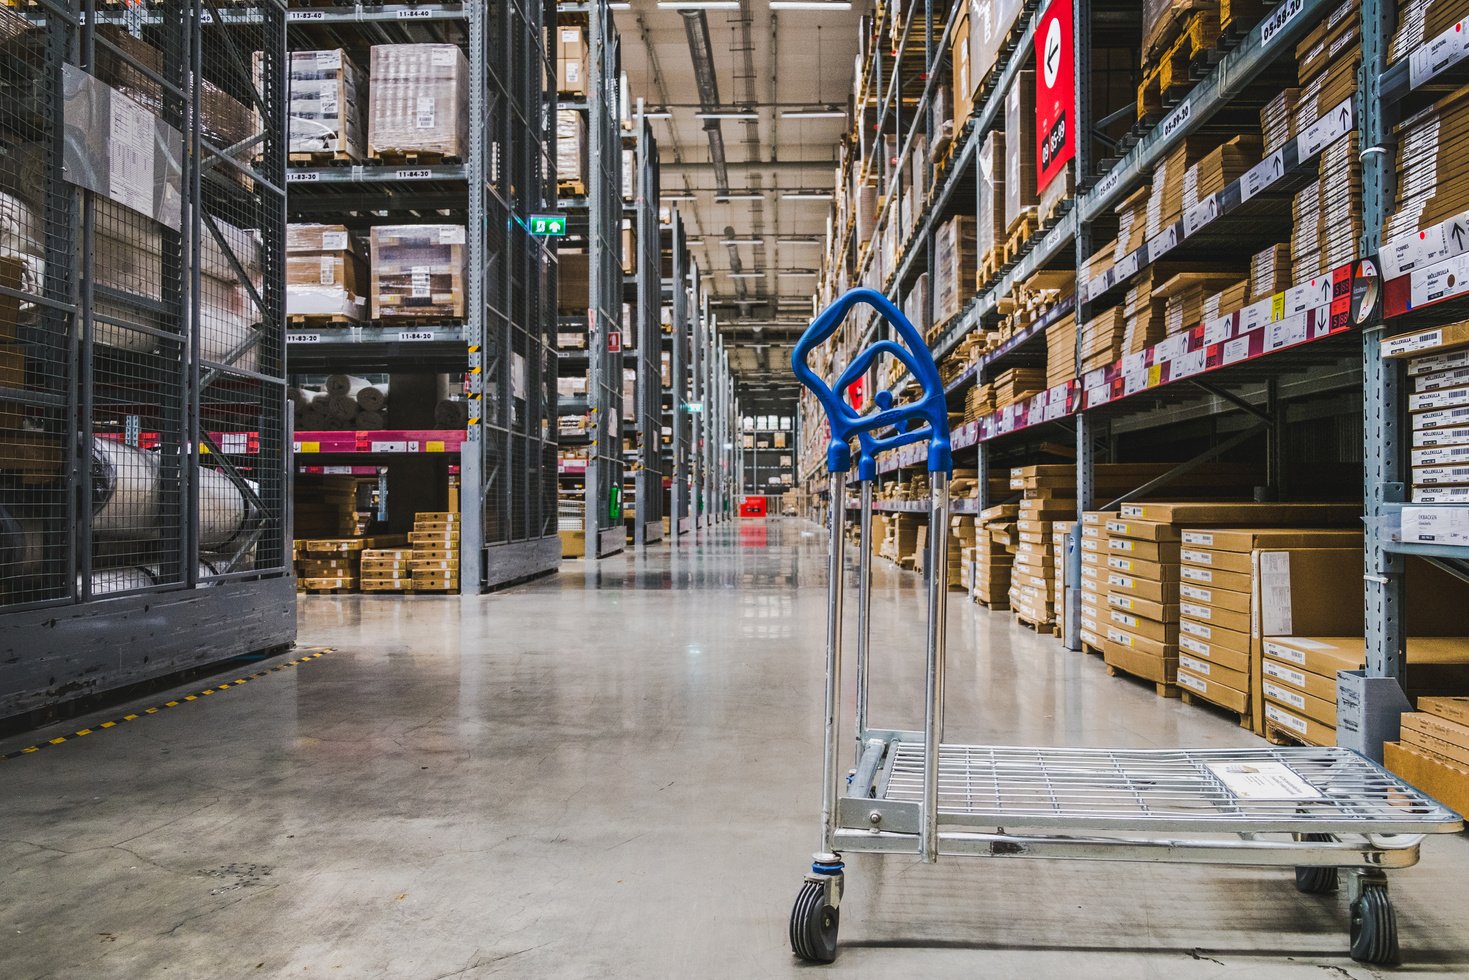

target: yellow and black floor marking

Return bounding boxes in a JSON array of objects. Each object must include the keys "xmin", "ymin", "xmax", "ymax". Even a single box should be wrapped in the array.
[{"xmin": 0, "ymin": 648, "xmax": 332, "ymax": 764}]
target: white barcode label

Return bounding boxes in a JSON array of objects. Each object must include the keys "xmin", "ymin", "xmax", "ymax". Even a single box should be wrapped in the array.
[
  {"xmin": 416, "ymin": 96, "xmax": 436, "ymax": 129},
  {"xmin": 439, "ymin": 226, "xmax": 466, "ymax": 245},
  {"xmin": 1263, "ymin": 681, "xmax": 1306, "ymax": 711},
  {"xmin": 319, "ymin": 257, "xmax": 334, "ymax": 285},
  {"xmin": 1259, "ymin": 551, "xmax": 1293, "ymax": 635},
  {"xmin": 1265, "ymin": 704, "xmax": 1309, "ymax": 735},
  {"xmin": 321, "ymin": 231, "xmax": 349, "ymax": 251},
  {"xmin": 431, "ymin": 46, "xmax": 457, "ymax": 65},
  {"xmin": 315, "ymin": 50, "xmax": 342, "ymax": 71},
  {"xmin": 411, "ymin": 266, "xmax": 431, "ymax": 298}
]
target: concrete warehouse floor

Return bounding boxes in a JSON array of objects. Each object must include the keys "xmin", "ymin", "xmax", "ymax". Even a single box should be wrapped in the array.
[{"xmin": 2, "ymin": 519, "xmax": 1468, "ymax": 979}]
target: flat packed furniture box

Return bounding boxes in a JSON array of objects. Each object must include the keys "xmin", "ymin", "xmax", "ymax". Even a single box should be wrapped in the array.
[
  {"xmin": 369, "ymin": 44, "xmax": 470, "ymax": 160},
  {"xmin": 369, "ymin": 224, "xmax": 467, "ymax": 320}
]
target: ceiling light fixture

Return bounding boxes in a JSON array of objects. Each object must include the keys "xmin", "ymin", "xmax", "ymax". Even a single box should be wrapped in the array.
[
  {"xmin": 777, "ymin": 270, "xmax": 818, "ymax": 277},
  {"xmin": 769, "ymin": 1, "xmax": 853, "ymax": 9},
  {"xmin": 780, "ymin": 191, "xmax": 834, "ymax": 201},
  {"xmin": 719, "ymin": 238, "xmax": 764, "ymax": 245},
  {"xmin": 715, "ymin": 193, "xmax": 765, "ymax": 202},
  {"xmin": 642, "ymin": 108, "xmax": 673, "ymax": 119},
  {"xmin": 779, "ymin": 107, "xmax": 847, "ymax": 118},
  {"xmin": 663, "ymin": 193, "xmax": 698, "ymax": 201},
  {"xmin": 777, "ymin": 237, "xmax": 822, "ymax": 245},
  {"xmin": 728, "ymin": 272, "xmax": 764, "ymax": 279},
  {"xmin": 694, "ymin": 109, "xmax": 759, "ymax": 120},
  {"xmin": 657, "ymin": 0, "xmax": 740, "ymax": 8}
]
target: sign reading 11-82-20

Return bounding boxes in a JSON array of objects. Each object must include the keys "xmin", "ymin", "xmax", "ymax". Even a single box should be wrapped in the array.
[{"xmin": 529, "ymin": 213, "xmax": 567, "ymax": 236}]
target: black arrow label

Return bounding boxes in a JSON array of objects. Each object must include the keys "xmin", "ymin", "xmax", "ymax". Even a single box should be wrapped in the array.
[
  {"xmin": 1452, "ymin": 222, "xmax": 1466, "ymax": 249},
  {"xmin": 1274, "ymin": 155, "xmax": 1283, "ymax": 176},
  {"xmin": 1340, "ymin": 105, "xmax": 1350, "ymax": 127}
]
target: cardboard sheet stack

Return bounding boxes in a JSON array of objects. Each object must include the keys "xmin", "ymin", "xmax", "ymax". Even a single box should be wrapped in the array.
[
  {"xmin": 934, "ymin": 216, "xmax": 978, "ymax": 322},
  {"xmin": 1177, "ymin": 532, "xmax": 1361, "ymax": 733},
  {"xmin": 1045, "ymin": 312, "xmax": 1078, "ymax": 388},
  {"xmin": 1182, "ymin": 136, "xmax": 1261, "ymax": 214},
  {"xmin": 370, "ymin": 224, "xmax": 468, "ymax": 320},
  {"xmin": 1155, "ymin": 273, "xmax": 1246, "ymax": 337},
  {"xmin": 1003, "ymin": 71, "xmax": 1037, "ymax": 239},
  {"xmin": 1388, "ymin": 0, "xmax": 1465, "ymax": 63},
  {"xmin": 409, "ymin": 511, "xmax": 459, "ymax": 591},
  {"xmin": 293, "ymin": 474, "xmax": 364, "ymax": 538},
  {"xmin": 1403, "ymin": 339, "xmax": 1469, "ymax": 507},
  {"xmin": 1081, "ymin": 307, "xmax": 1125, "ymax": 372},
  {"xmin": 1144, "ymin": 138, "xmax": 1209, "ymax": 240},
  {"xmin": 1291, "ymin": 0, "xmax": 1360, "ymax": 138},
  {"xmin": 1387, "ymin": 697, "xmax": 1469, "ymax": 817},
  {"xmin": 1123, "ymin": 272, "xmax": 1167, "ymax": 353},
  {"xmin": 1249, "ymin": 243, "xmax": 1293, "ymax": 303},
  {"xmin": 1260, "ymin": 88, "xmax": 1301, "ymax": 155},
  {"xmin": 1007, "ymin": 467, "xmax": 1076, "ymax": 627},
  {"xmin": 360, "ymin": 548, "xmax": 414, "ymax": 592},
  {"xmin": 1385, "ymin": 82, "xmax": 1469, "ymax": 245},
  {"xmin": 991, "ymin": 367, "xmax": 1046, "ymax": 409},
  {"xmin": 287, "ymin": 224, "xmax": 367, "ymax": 322},
  {"xmin": 977, "ymin": 131, "xmax": 1007, "ymax": 269},
  {"xmin": 368, "ymin": 44, "xmax": 470, "ymax": 159},
  {"xmin": 969, "ymin": 503, "xmax": 1017, "ymax": 607}
]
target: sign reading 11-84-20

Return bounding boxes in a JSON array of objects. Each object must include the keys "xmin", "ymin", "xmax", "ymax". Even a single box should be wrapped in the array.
[{"xmin": 529, "ymin": 213, "xmax": 567, "ymax": 236}]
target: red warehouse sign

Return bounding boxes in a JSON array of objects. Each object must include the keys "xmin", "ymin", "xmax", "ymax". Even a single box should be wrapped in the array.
[{"xmin": 1034, "ymin": 0, "xmax": 1075, "ymax": 194}]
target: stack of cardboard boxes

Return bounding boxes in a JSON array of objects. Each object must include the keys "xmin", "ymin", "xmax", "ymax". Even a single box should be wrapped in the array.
[
  {"xmin": 1008, "ymin": 466, "xmax": 1074, "ymax": 627},
  {"xmin": 409, "ymin": 511, "xmax": 459, "ymax": 591},
  {"xmin": 286, "ymin": 224, "xmax": 367, "ymax": 323},
  {"xmin": 360, "ymin": 548, "xmax": 414, "ymax": 592},
  {"xmin": 296, "ymin": 538, "xmax": 366, "ymax": 592},
  {"xmin": 1385, "ymin": 325, "xmax": 1469, "ymax": 524},
  {"xmin": 1100, "ymin": 513, "xmax": 1182, "ymax": 691},
  {"xmin": 370, "ymin": 224, "xmax": 468, "ymax": 321},
  {"xmin": 970, "ymin": 503, "xmax": 1017, "ymax": 607},
  {"xmin": 1387, "ymin": 697, "xmax": 1469, "ymax": 816}
]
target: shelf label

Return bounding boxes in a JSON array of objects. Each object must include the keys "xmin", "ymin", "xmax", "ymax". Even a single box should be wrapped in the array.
[
  {"xmin": 1114, "ymin": 251, "xmax": 1140, "ymax": 281},
  {"xmin": 1160, "ymin": 99, "xmax": 1192, "ymax": 140},
  {"xmin": 1297, "ymin": 98, "xmax": 1353, "ymax": 159},
  {"xmin": 1260, "ymin": 0, "xmax": 1305, "ymax": 48},
  {"xmin": 1222, "ymin": 336, "xmax": 1251, "ymax": 364},
  {"xmin": 1174, "ymin": 348, "xmax": 1207, "ymax": 378},
  {"xmin": 1411, "ymin": 254, "xmax": 1469, "ymax": 307},
  {"xmin": 1270, "ymin": 293, "xmax": 1286, "ymax": 321},
  {"xmin": 1183, "ymin": 195, "xmax": 1218, "ymax": 237},
  {"xmin": 1240, "ymin": 150, "xmax": 1285, "ymax": 202},
  {"xmin": 1382, "ymin": 329, "xmax": 1444, "ymax": 357},
  {"xmin": 396, "ymin": 168, "xmax": 433, "ymax": 180},
  {"xmin": 1409, "ymin": 22, "xmax": 1468, "ymax": 90},
  {"xmin": 397, "ymin": 6, "xmax": 433, "ymax": 17},
  {"xmin": 287, "ymin": 9, "xmax": 326, "ymax": 20},
  {"xmin": 1093, "ymin": 166, "xmax": 1122, "ymax": 204},
  {"xmin": 287, "ymin": 170, "xmax": 320, "ymax": 182},
  {"xmin": 295, "ymin": 441, "xmax": 320, "ymax": 453},
  {"xmin": 1146, "ymin": 224, "xmax": 1179, "ymax": 259},
  {"xmin": 398, "ymin": 330, "xmax": 435, "ymax": 342},
  {"xmin": 1266, "ymin": 314, "xmax": 1307, "ymax": 351},
  {"xmin": 286, "ymin": 333, "xmax": 321, "ymax": 344},
  {"xmin": 1203, "ymin": 314, "xmax": 1234, "ymax": 345},
  {"xmin": 370, "ymin": 441, "xmax": 410, "ymax": 453}
]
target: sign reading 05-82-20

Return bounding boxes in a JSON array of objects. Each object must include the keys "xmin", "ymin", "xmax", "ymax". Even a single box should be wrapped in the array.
[{"xmin": 1034, "ymin": 0, "xmax": 1075, "ymax": 194}]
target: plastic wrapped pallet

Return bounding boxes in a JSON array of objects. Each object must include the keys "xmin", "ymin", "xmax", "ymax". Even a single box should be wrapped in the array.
[
  {"xmin": 287, "ymin": 224, "xmax": 366, "ymax": 321},
  {"xmin": 370, "ymin": 224, "xmax": 468, "ymax": 320},
  {"xmin": 369, "ymin": 44, "xmax": 469, "ymax": 160},
  {"xmin": 933, "ymin": 216, "xmax": 977, "ymax": 323},
  {"xmin": 976, "ymin": 129, "xmax": 1006, "ymax": 266},
  {"xmin": 556, "ymin": 109, "xmax": 588, "ymax": 188},
  {"xmin": 278, "ymin": 49, "xmax": 366, "ymax": 160}
]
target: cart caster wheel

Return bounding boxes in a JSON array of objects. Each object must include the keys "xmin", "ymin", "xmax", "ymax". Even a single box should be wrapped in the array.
[
  {"xmin": 1294, "ymin": 833, "xmax": 1339, "ymax": 894},
  {"xmin": 1350, "ymin": 882, "xmax": 1399, "ymax": 965},
  {"xmin": 790, "ymin": 878, "xmax": 840, "ymax": 963}
]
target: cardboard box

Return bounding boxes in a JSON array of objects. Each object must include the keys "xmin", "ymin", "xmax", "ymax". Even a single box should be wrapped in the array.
[
  {"xmin": 281, "ymin": 49, "xmax": 366, "ymax": 160},
  {"xmin": 1178, "ymin": 652, "xmax": 1250, "ymax": 694},
  {"xmin": 369, "ymin": 43, "xmax": 469, "ymax": 159},
  {"xmin": 1104, "ymin": 624, "xmax": 1176, "ymax": 661},
  {"xmin": 951, "ymin": 13, "xmax": 973, "ymax": 122},
  {"xmin": 1383, "ymin": 741, "xmax": 1469, "ymax": 816},
  {"xmin": 1117, "ymin": 502, "xmax": 1360, "ymax": 524},
  {"xmin": 1106, "ymin": 608, "xmax": 1177, "ymax": 643},
  {"xmin": 1179, "ymin": 563, "xmax": 1254, "ymax": 592},
  {"xmin": 1106, "ymin": 570, "xmax": 1179, "ymax": 604},
  {"xmin": 1177, "ymin": 668, "xmax": 1250, "ymax": 714},
  {"xmin": 370, "ymin": 224, "xmax": 467, "ymax": 319},
  {"xmin": 1178, "ymin": 581, "xmax": 1250, "ymax": 613},
  {"xmin": 1180, "ymin": 617, "xmax": 1251, "ymax": 655},
  {"xmin": 1263, "ymin": 702, "xmax": 1335, "ymax": 745},
  {"xmin": 1104, "ymin": 554, "xmax": 1179, "ymax": 581},
  {"xmin": 1103, "ymin": 639, "xmax": 1178, "ymax": 685},
  {"xmin": 1179, "ymin": 633, "xmax": 1251, "ymax": 674},
  {"xmin": 1179, "ymin": 598, "xmax": 1250, "ymax": 634},
  {"xmin": 556, "ymin": 26, "xmax": 588, "ymax": 95},
  {"xmin": 1420, "ymin": 697, "xmax": 1469, "ymax": 726},
  {"xmin": 1105, "ymin": 517, "xmax": 1179, "ymax": 542},
  {"xmin": 1107, "ymin": 538, "xmax": 1180, "ymax": 563},
  {"xmin": 1105, "ymin": 592, "xmax": 1176, "ymax": 622},
  {"xmin": 1262, "ymin": 655, "xmax": 1341, "ymax": 703},
  {"xmin": 1261, "ymin": 676, "xmax": 1337, "ymax": 727}
]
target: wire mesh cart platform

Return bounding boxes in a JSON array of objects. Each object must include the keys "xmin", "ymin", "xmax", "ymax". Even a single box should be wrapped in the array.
[{"xmin": 788, "ymin": 288, "xmax": 1463, "ymax": 966}]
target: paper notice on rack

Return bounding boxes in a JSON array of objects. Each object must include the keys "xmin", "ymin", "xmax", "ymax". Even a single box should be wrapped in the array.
[
  {"xmin": 1206, "ymin": 761, "xmax": 1322, "ymax": 801},
  {"xmin": 109, "ymin": 92, "xmax": 156, "ymax": 216},
  {"xmin": 315, "ymin": 49, "xmax": 342, "ymax": 71}
]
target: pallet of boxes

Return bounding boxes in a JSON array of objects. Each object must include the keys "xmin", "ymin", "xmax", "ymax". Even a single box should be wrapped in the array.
[
  {"xmin": 409, "ymin": 512, "xmax": 459, "ymax": 592},
  {"xmin": 1387, "ymin": 698, "xmax": 1469, "ymax": 818},
  {"xmin": 1007, "ymin": 466, "xmax": 1073, "ymax": 631},
  {"xmin": 970, "ymin": 503, "xmax": 1017, "ymax": 608}
]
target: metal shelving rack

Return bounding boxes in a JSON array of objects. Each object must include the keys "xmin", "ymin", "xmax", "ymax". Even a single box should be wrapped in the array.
[
  {"xmin": 284, "ymin": 0, "xmax": 560, "ymax": 592},
  {"xmin": 802, "ymin": 0, "xmax": 1444, "ymax": 754},
  {"xmin": 0, "ymin": 0, "xmax": 294, "ymax": 719},
  {"xmin": 666, "ymin": 210, "xmax": 695, "ymax": 539},
  {"xmin": 628, "ymin": 104, "xmax": 664, "ymax": 546}
]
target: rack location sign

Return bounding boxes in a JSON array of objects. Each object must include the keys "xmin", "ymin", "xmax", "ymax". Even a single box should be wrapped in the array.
[
  {"xmin": 529, "ymin": 213, "xmax": 567, "ymax": 236},
  {"xmin": 1034, "ymin": 0, "xmax": 1075, "ymax": 194}
]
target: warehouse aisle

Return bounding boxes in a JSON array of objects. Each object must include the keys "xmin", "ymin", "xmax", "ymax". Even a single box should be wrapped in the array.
[{"xmin": 3, "ymin": 519, "xmax": 1468, "ymax": 978}]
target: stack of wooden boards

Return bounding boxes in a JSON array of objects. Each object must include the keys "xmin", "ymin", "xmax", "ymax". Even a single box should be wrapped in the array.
[{"xmin": 1384, "ymin": 323, "xmax": 1469, "ymax": 531}]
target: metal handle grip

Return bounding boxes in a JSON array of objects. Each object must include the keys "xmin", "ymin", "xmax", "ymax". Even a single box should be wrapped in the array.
[{"xmin": 791, "ymin": 287, "xmax": 952, "ymax": 481}]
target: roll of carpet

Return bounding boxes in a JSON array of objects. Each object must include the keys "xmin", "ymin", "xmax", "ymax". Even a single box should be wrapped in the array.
[{"xmin": 90, "ymin": 439, "xmax": 161, "ymax": 540}]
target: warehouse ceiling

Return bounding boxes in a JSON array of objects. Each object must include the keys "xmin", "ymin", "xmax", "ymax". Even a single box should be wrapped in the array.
[{"xmin": 616, "ymin": 0, "xmax": 863, "ymax": 414}]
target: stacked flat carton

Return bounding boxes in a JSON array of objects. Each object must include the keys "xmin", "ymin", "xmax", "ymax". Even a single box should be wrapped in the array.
[
  {"xmin": 1077, "ymin": 513, "xmax": 1108, "ymax": 650},
  {"xmin": 370, "ymin": 224, "xmax": 468, "ymax": 320},
  {"xmin": 287, "ymin": 224, "xmax": 367, "ymax": 321},
  {"xmin": 1263, "ymin": 636, "xmax": 1469, "ymax": 746},
  {"xmin": 1081, "ymin": 307, "xmax": 1125, "ymax": 372},
  {"xmin": 1260, "ymin": 88, "xmax": 1301, "ymax": 155},
  {"xmin": 1044, "ymin": 313, "xmax": 1078, "ymax": 388},
  {"xmin": 1387, "ymin": 697, "xmax": 1469, "ymax": 816},
  {"xmin": 360, "ymin": 548, "xmax": 414, "ymax": 592},
  {"xmin": 296, "ymin": 538, "xmax": 368, "ymax": 591},
  {"xmin": 1386, "ymin": 82, "xmax": 1469, "ymax": 246},
  {"xmin": 1052, "ymin": 520, "xmax": 1074, "ymax": 637},
  {"xmin": 409, "ymin": 511, "xmax": 459, "ymax": 591},
  {"xmin": 934, "ymin": 216, "xmax": 978, "ymax": 323},
  {"xmin": 977, "ymin": 130, "xmax": 1007, "ymax": 267},
  {"xmin": 1007, "ymin": 467, "xmax": 1074, "ymax": 626},
  {"xmin": 1155, "ymin": 273, "xmax": 1246, "ymax": 338},
  {"xmin": 1388, "ymin": 0, "xmax": 1465, "ymax": 64},
  {"xmin": 1248, "ymin": 243, "xmax": 1292, "ymax": 303},
  {"xmin": 1183, "ymin": 136, "xmax": 1261, "ymax": 213},
  {"xmin": 368, "ymin": 44, "xmax": 469, "ymax": 160},
  {"xmin": 1176, "ymin": 531, "xmax": 1361, "ymax": 732},
  {"xmin": 949, "ymin": 515, "xmax": 975, "ymax": 591},
  {"xmin": 1003, "ymin": 71, "xmax": 1037, "ymax": 238},
  {"xmin": 1100, "ymin": 515, "xmax": 1182, "ymax": 689},
  {"xmin": 971, "ymin": 503, "xmax": 1017, "ymax": 607},
  {"xmin": 1407, "ymin": 344, "xmax": 1469, "ymax": 505},
  {"xmin": 293, "ymin": 474, "xmax": 363, "ymax": 537}
]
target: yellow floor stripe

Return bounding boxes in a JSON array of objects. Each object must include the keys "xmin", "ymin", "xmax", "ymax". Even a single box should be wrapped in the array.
[{"xmin": 0, "ymin": 648, "xmax": 333, "ymax": 764}]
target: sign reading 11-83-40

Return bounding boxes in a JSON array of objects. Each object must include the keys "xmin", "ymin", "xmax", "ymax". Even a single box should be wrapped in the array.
[{"xmin": 529, "ymin": 213, "xmax": 567, "ymax": 236}]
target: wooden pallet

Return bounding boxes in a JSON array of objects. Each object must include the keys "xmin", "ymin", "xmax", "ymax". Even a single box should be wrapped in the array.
[
  {"xmin": 287, "ymin": 313, "xmax": 358, "ymax": 330},
  {"xmin": 1081, "ymin": 640, "xmax": 1105, "ymax": 658},
  {"xmin": 558, "ymin": 179, "xmax": 587, "ymax": 197},
  {"xmin": 1138, "ymin": 9, "xmax": 1222, "ymax": 120},
  {"xmin": 1105, "ymin": 662, "xmax": 1180, "ymax": 699},
  {"xmin": 1015, "ymin": 612, "xmax": 1055, "ymax": 633},
  {"xmin": 367, "ymin": 316, "xmax": 466, "ymax": 329},
  {"xmin": 973, "ymin": 596, "xmax": 1010, "ymax": 611},
  {"xmin": 1264, "ymin": 724, "xmax": 1311, "ymax": 747},
  {"xmin": 289, "ymin": 150, "xmax": 355, "ymax": 167},
  {"xmin": 979, "ymin": 246, "xmax": 1002, "ymax": 286},
  {"xmin": 369, "ymin": 150, "xmax": 459, "ymax": 167},
  {"xmin": 1003, "ymin": 213, "xmax": 1037, "ymax": 265},
  {"xmin": 1180, "ymin": 691, "xmax": 1254, "ymax": 732}
]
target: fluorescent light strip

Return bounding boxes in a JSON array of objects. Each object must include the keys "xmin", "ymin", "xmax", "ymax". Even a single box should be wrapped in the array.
[
  {"xmin": 779, "ymin": 108, "xmax": 847, "ymax": 118},
  {"xmin": 728, "ymin": 273, "xmax": 764, "ymax": 279},
  {"xmin": 780, "ymin": 192, "xmax": 833, "ymax": 201},
  {"xmin": 663, "ymin": 193, "xmax": 698, "ymax": 201},
  {"xmin": 642, "ymin": 109, "xmax": 673, "ymax": 119},
  {"xmin": 657, "ymin": 0, "xmax": 739, "ymax": 7},
  {"xmin": 777, "ymin": 271, "xmax": 818, "ymax": 277},
  {"xmin": 777, "ymin": 237, "xmax": 822, "ymax": 245},
  {"xmin": 694, "ymin": 110, "xmax": 759, "ymax": 120},
  {"xmin": 720, "ymin": 238, "xmax": 764, "ymax": 245},
  {"xmin": 715, "ymin": 194, "xmax": 764, "ymax": 202},
  {"xmin": 769, "ymin": 1, "xmax": 853, "ymax": 8}
]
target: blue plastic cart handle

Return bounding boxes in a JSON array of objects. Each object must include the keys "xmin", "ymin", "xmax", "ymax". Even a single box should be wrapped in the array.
[{"xmin": 791, "ymin": 287, "xmax": 952, "ymax": 481}]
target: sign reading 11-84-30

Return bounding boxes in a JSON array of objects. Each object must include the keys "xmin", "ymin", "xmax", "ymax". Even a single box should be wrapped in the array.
[{"xmin": 529, "ymin": 213, "xmax": 567, "ymax": 236}]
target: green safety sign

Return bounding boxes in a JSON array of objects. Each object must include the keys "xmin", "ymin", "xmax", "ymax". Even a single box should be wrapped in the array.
[{"xmin": 529, "ymin": 213, "xmax": 567, "ymax": 236}]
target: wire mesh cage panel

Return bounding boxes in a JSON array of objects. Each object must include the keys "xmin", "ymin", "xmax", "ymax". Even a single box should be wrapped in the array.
[{"xmin": 0, "ymin": 1, "xmax": 294, "ymax": 719}]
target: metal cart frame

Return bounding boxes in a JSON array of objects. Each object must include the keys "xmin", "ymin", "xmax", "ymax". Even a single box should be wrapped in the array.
[{"xmin": 788, "ymin": 288, "xmax": 1462, "ymax": 966}]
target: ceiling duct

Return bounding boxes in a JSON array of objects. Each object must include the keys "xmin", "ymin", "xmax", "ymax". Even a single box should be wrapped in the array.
[{"xmin": 680, "ymin": 11, "xmax": 730, "ymax": 192}]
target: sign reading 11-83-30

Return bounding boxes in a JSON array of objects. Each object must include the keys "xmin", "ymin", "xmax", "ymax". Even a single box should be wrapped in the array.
[{"xmin": 528, "ymin": 213, "xmax": 567, "ymax": 236}]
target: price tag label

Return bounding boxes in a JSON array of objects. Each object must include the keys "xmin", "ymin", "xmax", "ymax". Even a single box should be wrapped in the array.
[
  {"xmin": 398, "ymin": 330, "xmax": 435, "ymax": 342},
  {"xmin": 287, "ymin": 170, "xmax": 320, "ymax": 182},
  {"xmin": 287, "ymin": 333, "xmax": 321, "ymax": 344},
  {"xmin": 1183, "ymin": 196, "xmax": 1218, "ymax": 237},
  {"xmin": 396, "ymin": 169, "xmax": 433, "ymax": 180}
]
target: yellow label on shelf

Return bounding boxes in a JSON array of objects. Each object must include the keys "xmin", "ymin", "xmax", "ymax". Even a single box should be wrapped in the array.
[
  {"xmin": 426, "ymin": 441, "xmax": 446, "ymax": 453},
  {"xmin": 1147, "ymin": 365, "xmax": 1162, "ymax": 386},
  {"xmin": 1270, "ymin": 293, "xmax": 1285, "ymax": 321},
  {"xmin": 299, "ymin": 441, "xmax": 320, "ymax": 453}
]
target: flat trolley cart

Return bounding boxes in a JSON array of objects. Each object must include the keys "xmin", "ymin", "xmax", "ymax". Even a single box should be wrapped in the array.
[{"xmin": 788, "ymin": 288, "xmax": 1463, "ymax": 966}]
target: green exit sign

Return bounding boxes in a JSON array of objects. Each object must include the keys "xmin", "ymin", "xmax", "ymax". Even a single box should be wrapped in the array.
[{"xmin": 529, "ymin": 213, "xmax": 566, "ymax": 236}]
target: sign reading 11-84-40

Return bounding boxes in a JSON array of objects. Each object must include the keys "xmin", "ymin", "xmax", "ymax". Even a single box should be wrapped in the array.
[{"xmin": 529, "ymin": 213, "xmax": 567, "ymax": 236}]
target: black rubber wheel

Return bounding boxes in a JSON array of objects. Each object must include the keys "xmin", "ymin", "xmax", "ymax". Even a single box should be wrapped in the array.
[
  {"xmin": 1294, "ymin": 833, "xmax": 1339, "ymax": 894},
  {"xmin": 790, "ymin": 878, "xmax": 840, "ymax": 963},
  {"xmin": 1350, "ymin": 882, "xmax": 1400, "ymax": 965}
]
